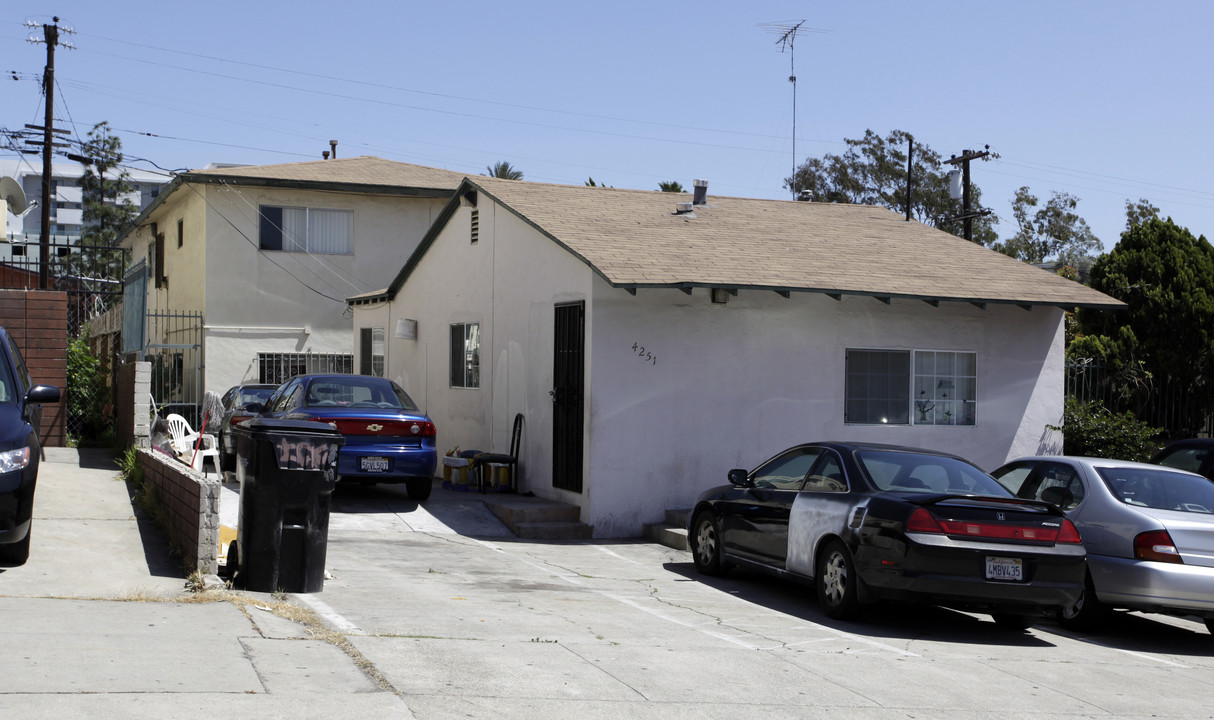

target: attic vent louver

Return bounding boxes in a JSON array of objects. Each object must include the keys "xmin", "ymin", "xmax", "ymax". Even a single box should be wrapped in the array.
[{"xmin": 470, "ymin": 209, "xmax": 479, "ymax": 244}]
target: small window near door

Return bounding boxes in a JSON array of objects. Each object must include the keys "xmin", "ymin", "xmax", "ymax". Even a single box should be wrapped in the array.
[
  {"xmin": 450, "ymin": 322, "xmax": 480, "ymax": 388},
  {"xmin": 359, "ymin": 327, "xmax": 384, "ymax": 377}
]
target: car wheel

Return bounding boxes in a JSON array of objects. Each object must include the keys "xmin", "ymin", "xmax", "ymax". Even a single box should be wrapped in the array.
[
  {"xmin": 816, "ymin": 540, "xmax": 861, "ymax": 620},
  {"xmin": 1058, "ymin": 571, "xmax": 1107, "ymax": 631},
  {"xmin": 690, "ymin": 511, "xmax": 725, "ymax": 576},
  {"xmin": 0, "ymin": 522, "xmax": 32, "ymax": 566},
  {"xmin": 992, "ymin": 613, "xmax": 1032, "ymax": 630},
  {"xmin": 405, "ymin": 477, "xmax": 433, "ymax": 501}
]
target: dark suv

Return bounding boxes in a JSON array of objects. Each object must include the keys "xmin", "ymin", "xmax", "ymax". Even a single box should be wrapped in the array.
[
  {"xmin": 0, "ymin": 326, "xmax": 61, "ymax": 565},
  {"xmin": 1150, "ymin": 438, "xmax": 1214, "ymax": 481}
]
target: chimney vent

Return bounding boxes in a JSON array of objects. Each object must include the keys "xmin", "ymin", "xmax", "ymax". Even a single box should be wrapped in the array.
[
  {"xmin": 693, "ymin": 179, "xmax": 708, "ymax": 205},
  {"xmin": 322, "ymin": 151, "xmax": 330, "ymax": 160},
  {"xmin": 330, "ymin": 139, "xmax": 338, "ymax": 159}
]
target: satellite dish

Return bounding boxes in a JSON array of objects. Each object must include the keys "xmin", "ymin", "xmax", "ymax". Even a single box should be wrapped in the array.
[{"xmin": 0, "ymin": 177, "xmax": 27, "ymax": 215}]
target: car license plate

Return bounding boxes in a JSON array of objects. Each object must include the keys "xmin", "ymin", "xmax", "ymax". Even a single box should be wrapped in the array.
[
  {"xmin": 361, "ymin": 456, "xmax": 391, "ymax": 472},
  {"xmin": 986, "ymin": 556, "xmax": 1024, "ymax": 582}
]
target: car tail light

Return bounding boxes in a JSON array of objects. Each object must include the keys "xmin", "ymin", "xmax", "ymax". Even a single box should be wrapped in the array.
[
  {"xmin": 1056, "ymin": 519, "xmax": 1083, "ymax": 544},
  {"xmin": 907, "ymin": 507, "xmax": 1082, "ymax": 544},
  {"xmin": 1134, "ymin": 530, "xmax": 1183, "ymax": 564},
  {"xmin": 230, "ymin": 414, "xmax": 254, "ymax": 426},
  {"xmin": 907, "ymin": 508, "xmax": 945, "ymax": 533},
  {"xmin": 323, "ymin": 419, "xmax": 437, "ymax": 437}
]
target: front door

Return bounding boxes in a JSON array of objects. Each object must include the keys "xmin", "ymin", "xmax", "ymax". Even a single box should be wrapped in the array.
[{"xmin": 552, "ymin": 302, "xmax": 584, "ymax": 493}]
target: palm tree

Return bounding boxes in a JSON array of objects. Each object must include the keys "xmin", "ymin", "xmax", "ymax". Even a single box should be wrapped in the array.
[
  {"xmin": 658, "ymin": 181, "xmax": 685, "ymax": 193},
  {"xmin": 485, "ymin": 161, "xmax": 523, "ymax": 180}
]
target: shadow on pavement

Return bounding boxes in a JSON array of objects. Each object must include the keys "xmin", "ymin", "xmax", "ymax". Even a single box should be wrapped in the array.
[
  {"xmin": 663, "ymin": 560, "xmax": 1062, "ymax": 649},
  {"xmin": 118, "ymin": 462, "xmax": 189, "ymax": 580}
]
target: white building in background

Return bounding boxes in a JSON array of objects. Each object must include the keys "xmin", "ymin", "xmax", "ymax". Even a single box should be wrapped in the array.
[{"xmin": 0, "ymin": 158, "xmax": 168, "ymax": 254}]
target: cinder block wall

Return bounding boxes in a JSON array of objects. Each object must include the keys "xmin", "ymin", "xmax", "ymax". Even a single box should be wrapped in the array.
[
  {"xmin": 136, "ymin": 448, "xmax": 220, "ymax": 575},
  {"xmin": 0, "ymin": 290, "xmax": 67, "ymax": 447},
  {"xmin": 117, "ymin": 362, "xmax": 152, "ymax": 448}
]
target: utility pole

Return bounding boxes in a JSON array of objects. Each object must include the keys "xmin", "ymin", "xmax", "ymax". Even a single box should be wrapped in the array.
[
  {"xmin": 27, "ymin": 17, "xmax": 74, "ymax": 289},
  {"xmin": 943, "ymin": 146, "xmax": 995, "ymax": 242}
]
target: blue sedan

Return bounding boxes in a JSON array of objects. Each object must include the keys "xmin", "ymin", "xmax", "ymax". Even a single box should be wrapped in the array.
[
  {"xmin": 256, "ymin": 374, "xmax": 437, "ymax": 500},
  {"xmin": 0, "ymin": 325, "xmax": 60, "ymax": 565}
]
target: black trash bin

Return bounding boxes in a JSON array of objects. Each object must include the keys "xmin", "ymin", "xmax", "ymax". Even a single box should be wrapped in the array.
[{"xmin": 232, "ymin": 418, "xmax": 344, "ymax": 593}]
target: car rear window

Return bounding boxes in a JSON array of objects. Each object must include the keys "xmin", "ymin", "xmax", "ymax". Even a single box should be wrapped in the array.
[
  {"xmin": 1097, "ymin": 466, "xmax": 1214, "ymax": 514},
  {"xmin": 238, "ymin": 387, "xmax": 275, "ymax": 406},
  {"xmin": 304, "ymin": 378, "xmax": 418, "ymax": 410},
  {"xmin": 857, "ymin": 450, "xmax": 1011, "ymax": 496}
]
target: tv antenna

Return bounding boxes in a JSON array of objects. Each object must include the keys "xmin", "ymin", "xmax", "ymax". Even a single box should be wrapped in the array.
[{"xmin": 759, "ymin": 20, "xmax": 827, "ymax": 198}]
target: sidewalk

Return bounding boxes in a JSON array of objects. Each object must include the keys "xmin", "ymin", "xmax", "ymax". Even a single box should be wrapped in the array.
[{"xmin": 0, "ymin": 447, "xmax": 413, "ymax": 718}]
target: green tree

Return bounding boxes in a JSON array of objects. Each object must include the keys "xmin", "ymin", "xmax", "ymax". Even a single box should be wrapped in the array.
[
  {"xmin": 585, "ymin": 177, "xmax": 612, "ymax": 188},
  {"xmin": 75, "ymin": 122, "xmax": 137, "ymax": 280},
  {"xmin": 1076, "ymin": 216, "xmax": 1214, "ymax": 432},
  {"xmin": 993, "ymin": 187, "xmax": 1101, "ymax": 265},
  {"xmin": 485, "ymin": 161, "xmax": 523, "ymax": 180},
  {"xmin": 784, "ymin": 129, "xmax": 998, "ymax": 245},
  {"xmin": 658, "ymin": 181, "xmax": 684, "ymax": 193},
  {"xmin": 1124, "ymin": 198, "xmax": 1160, "ymax": 230}
]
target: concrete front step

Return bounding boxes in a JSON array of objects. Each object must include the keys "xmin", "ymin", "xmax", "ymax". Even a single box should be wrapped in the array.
[
  {"xmin": 482, "ymin": 494, "xmax": 593, "ymax": 540},
  {"xmin": 643, "ymin": 507, "xmax": 692, "ymax": 551}
]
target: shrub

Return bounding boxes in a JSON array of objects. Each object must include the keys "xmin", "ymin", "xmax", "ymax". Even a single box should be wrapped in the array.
[{"xmin": 1052, "ymin": 398, "xmax": 1162, "ymax": 461}]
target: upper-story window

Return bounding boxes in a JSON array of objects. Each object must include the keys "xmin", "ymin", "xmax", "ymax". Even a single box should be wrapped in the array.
[{"xmin": 258, "ymin": 205, "xmax": 353, "ymax": 254}]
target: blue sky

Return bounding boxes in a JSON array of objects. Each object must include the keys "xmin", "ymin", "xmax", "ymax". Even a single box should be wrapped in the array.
[{"xmin": 3, "ymin": 1, "xmax": 1211, "ymax": 252}]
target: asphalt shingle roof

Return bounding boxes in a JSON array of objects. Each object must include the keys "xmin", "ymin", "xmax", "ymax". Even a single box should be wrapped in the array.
[
  {"xmin": 467, "ymin": 176, "xmax": 1123, "ymax": 309},
  {"xmin": 185, "ymin": 156, "xmax": 468, "ymax": 190}
]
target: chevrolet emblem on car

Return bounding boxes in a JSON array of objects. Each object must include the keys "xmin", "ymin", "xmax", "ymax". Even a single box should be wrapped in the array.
[{"xmin": 367, "ymin": 423, "xmax": 383, "ymax": 432}]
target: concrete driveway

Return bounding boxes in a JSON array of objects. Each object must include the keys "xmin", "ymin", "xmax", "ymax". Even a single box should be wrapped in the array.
[{"xmin": 307, "ymin": 481, "xmax": 1214, "ymax": 719}]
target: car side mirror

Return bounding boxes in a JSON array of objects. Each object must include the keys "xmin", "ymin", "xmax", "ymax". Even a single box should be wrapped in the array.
[
  {"xmin": 27, "ymin": 385, "xmax": 60, "ymax": 404},
  {"xmin": 727, "ymin": 468, "xmax": 751, "ymax": 487}
]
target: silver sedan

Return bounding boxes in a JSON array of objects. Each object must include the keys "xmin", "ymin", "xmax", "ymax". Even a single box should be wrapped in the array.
[{"xmin": 991, "ymin": 456, "xmax": 1214, "ymax": 634}]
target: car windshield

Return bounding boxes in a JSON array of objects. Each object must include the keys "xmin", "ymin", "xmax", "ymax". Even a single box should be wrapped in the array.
[
  {"xmin": 304, "ymin": 377, "xmax": 418, "ymax": 411},
  {"xmin": 237, "ymin": 387, "xmax": 274, "ymax": 407},
  {"xmin": 857, "ymin": 449, "xmax": 1012, "ymax": 496},
  {"xmin": 1097, "ymin": 466, "xmax": 1214, "ymax": 514}
]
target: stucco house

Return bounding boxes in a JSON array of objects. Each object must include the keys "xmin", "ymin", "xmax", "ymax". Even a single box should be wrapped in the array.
[
  {"xmin": 349, "ymin": 176, "xmax": 1123, "ymax": 538},
  {"xmin": 119, "ymin": 157, "xmax": 468, "ymax": 413}
]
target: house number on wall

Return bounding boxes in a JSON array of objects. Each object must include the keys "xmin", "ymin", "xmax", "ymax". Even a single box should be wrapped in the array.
[{"xmin": 631, "ymin": 343, "xmax": 656, "ymax": 366}]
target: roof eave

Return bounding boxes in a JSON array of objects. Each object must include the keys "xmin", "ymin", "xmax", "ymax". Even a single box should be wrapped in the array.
[{"xmin": 610, "ymin": 282, "xmax": 1126, "ymax": 311}]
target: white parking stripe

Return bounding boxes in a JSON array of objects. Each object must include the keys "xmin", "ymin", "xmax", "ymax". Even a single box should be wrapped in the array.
[{"xmin": 295, "ymin": 594, "xmax": 365, "ymax": 635}]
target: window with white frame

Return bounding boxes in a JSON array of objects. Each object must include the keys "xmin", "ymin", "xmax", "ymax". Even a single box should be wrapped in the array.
[
  {"xmin": 259, "ymin": 205, "xmax": 353, "ymax": 254},
  {"xmin": 449, "ymin": 322, "xmax": 480, "ymax": 388},
  {"xmin": 359, "ymin": 327, "xmax": 384, "ymax": 377},
  {"xmin": 845, "ymin": 349, "xmax": 976, "ymax": 426}
]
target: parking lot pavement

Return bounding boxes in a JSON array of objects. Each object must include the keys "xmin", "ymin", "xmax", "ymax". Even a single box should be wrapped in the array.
[{"xmin": 313, "ymin": 482, "xmax": 1214, "ymax": 719}]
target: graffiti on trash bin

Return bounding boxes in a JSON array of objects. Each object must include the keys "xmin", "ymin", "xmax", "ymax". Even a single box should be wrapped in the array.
[{"xmin": 273, "ymin": 437, "xmax": 335, "ymax": 470}]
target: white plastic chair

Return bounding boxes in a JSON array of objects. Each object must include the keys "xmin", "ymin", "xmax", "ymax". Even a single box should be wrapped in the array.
[{"xmin": 165, "ymin": 413, "xmax": 219, "ymax": 473}]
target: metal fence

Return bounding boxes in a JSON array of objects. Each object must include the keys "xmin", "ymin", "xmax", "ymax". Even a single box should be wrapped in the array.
[
  {"xmin": 1066, "ymin": 361, "xmax": 1211, "ymax": 438},
  {"xmin": 257, "ymin": 352, "xmax": 353, "ymax": 385},
  {"xmin": 146, "ymin": 310, "xmax": 204, "ymax": 429}
]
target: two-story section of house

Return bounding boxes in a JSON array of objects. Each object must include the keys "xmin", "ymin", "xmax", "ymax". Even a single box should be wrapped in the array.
[{"xmin": 119, "ymin": 156, "xmax": 468, "ymax": 414}]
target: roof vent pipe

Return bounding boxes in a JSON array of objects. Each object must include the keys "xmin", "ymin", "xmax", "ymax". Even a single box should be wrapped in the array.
[
  {"xmin": 322, "ymin": 151, "xmax": 330, "ymax": 160},
  {"xmin": 330, "ymin": 139, "xmax": 338, "ymax": 159},
  {"xmin": 693, "ymin": 179, "xmax": 708, "ymax": 205}
]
